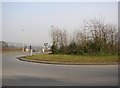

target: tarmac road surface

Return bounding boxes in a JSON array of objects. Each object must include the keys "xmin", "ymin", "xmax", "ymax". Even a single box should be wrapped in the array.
[{"xmin": 2, "ymin": 52, "xmax": 118, "ymax": 86}]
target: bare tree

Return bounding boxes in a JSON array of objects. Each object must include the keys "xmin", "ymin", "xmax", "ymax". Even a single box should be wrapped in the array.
[
  {"xmin": 50, "ymin": 26, "xmax": 68, "ymax": 53},
  {"xmin": 50, "ymin": 18, "xmax": 118, "ymax": 54}
]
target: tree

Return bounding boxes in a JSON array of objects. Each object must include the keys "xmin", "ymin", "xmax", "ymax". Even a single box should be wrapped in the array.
[
  {"xmin": 50, "ymin": 18, "xmax": 118, "ymax": 55},
  {"xmin": 50, "ymin": 26, "xmax": 68, "ymax": 54}
]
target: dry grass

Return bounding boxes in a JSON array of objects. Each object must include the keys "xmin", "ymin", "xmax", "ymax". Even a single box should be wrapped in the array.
[
  {"xmin": 2, "ymin": 48, "xmax": 22, "ymax": 52},
  {"xmin": 25, "ymin": 54, "xmax": 118, "ymax": 63}
]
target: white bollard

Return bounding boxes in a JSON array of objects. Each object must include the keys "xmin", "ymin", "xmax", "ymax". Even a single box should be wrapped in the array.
[
  {"xmin": 42, "ymin": 48, "xmax": 44, "ymax": 53},
  {"xmin": 30, "ymin": 49, "xmax": 33, "ymax": 56}
]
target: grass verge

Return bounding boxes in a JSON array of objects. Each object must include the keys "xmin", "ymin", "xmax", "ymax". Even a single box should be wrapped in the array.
[{"xmin": 23, "ymin": 54, "xmax": 118, "ymax": 65}]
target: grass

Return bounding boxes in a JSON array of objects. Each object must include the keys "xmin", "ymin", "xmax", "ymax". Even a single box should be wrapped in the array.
[
  {"xmin": 2, "ymin": 48, "xmax": 22, "ymax": 52},
  {"xmin": 24, "ymin": 54, "xmax": 118, "ymax": 64}
]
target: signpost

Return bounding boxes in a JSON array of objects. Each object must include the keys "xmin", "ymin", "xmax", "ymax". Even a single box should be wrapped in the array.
[{"xmin": 44, "ymin": 43, "xmax": 48, "ymax": 51}]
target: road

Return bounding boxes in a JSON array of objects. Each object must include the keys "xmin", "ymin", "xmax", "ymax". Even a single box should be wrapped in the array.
[
  {"xmin": 0, "ymin": 52, "xmax": 2, "ymax": 87},
  {"xmin": 2, "ymin": 52, "xmax": 118, "ymax": 86}
]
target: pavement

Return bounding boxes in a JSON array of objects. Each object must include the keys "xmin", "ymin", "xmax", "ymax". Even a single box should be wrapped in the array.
[{"xmin": 2, "ymin": 52, "xmax": 118, "ymax": 86}]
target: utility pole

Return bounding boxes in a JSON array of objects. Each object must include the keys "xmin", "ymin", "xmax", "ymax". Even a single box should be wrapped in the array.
[{"xmin": 22, "ymin": 29, "xmax": 24, "ymax": 52}]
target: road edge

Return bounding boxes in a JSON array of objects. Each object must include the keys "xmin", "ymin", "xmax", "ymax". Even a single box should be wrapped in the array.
[{"xmin": 17, "ymin": 56, "xmax": 118, "ymax": 65}]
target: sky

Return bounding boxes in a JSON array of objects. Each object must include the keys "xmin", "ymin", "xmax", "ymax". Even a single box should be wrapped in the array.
[
  {"xmin": 0, "ymin": 3, "xmax": 2, "ymax": 42},
  {"xmin": 2, "ymin": 2, "xmax": 118, "ymax": 46}
]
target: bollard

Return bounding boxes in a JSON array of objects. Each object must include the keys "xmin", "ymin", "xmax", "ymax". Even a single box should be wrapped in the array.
[{"xmin": 30, "ymin": 49, "xmax": 33, "ymax": 56}]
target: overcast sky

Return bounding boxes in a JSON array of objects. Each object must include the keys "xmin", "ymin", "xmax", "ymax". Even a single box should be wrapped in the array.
[{"xmin": 2, "ymin": 2, "xmax": 118, "ymax": 46}]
